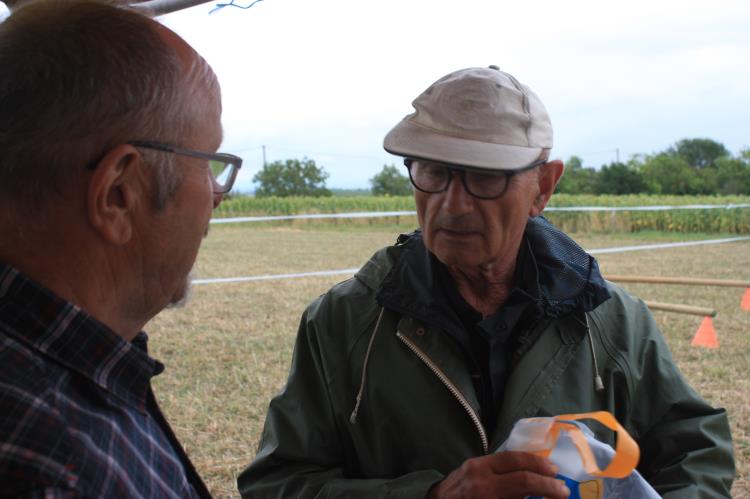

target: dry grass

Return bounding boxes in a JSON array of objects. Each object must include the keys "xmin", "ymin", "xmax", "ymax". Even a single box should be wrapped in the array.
[{"xmin": 146, "ymin": 225, "xmax": 749, "ymax": 498}]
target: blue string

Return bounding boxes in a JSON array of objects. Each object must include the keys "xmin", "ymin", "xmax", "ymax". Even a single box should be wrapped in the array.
[{"xmin": 210, "ymin": 0, "xmax": 264, "ymax": 15}]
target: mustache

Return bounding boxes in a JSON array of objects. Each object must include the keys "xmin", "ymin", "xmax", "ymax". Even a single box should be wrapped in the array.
[{"xmin": 431, "ymin": 215, "xmax": 483, "ymax": 233}]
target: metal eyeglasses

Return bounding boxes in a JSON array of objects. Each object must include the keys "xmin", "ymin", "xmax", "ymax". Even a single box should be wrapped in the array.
[{"xmin": 130, "ymin": 140, "xmax": 243, "ymax": 194}]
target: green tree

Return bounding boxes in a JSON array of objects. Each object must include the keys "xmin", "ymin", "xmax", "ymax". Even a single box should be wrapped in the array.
[
  {"xmin": 370, "ymin": 164, "xmax": 412, "ymax": 196},
  {"xmin": 640, "ymin": 153, "xmax": 701, "ymax": 194},
  {"xmin": 668, "ymin": 138, "xmax": 729, "ymax": 169},
  {"xmin": 567, "ymin": 155, "xmax": 583, "ymax": 170},
  {"xmin": 694, "ymin": 168, "xmax": 719, "ymax": 195},
  {"xmin": 253, "ymin": 158, "xmax": 332, "ymax": 197},
  {"xmin": 715, "ymin": 156, "xmax": 750, "ymax": 194},
  {"xmin": 595, "ymin": 162, "xmax": 646, "ymax": 194},
  {"xmin": 556, "ymin": 155, "xmax": 598, "ymax": 194}
]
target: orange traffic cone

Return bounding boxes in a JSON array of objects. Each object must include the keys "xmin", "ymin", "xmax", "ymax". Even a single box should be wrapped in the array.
[
  {"xmin": 741, "ymin": 288, "xmax": 750, "ymax": 311},
  {"xmin": 691, "ymin": 316, "xmax": 718, "ymax": 348}
]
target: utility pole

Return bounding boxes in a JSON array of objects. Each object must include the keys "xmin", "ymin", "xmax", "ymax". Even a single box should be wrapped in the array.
[
  {"xmin": 616, "ymin": 148, "xmax": 620, "ymax": 163},
  {"xmin": 262, "ymin": 145, "xmax": 267, "ymax": 167}
]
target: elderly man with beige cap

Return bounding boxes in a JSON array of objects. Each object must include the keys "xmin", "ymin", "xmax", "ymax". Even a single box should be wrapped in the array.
[{"xmin": 239, "ymin": 66, "xmax": 734, "ymax": 498}]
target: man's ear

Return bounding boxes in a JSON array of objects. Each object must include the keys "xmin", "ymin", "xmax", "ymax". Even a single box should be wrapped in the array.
[
  {"xmin": 86, "ymin": 144, "xmax": 143, "ymax": 245},
  {"xmin": 529, "ymin": 160, "xmax": 564, "ymax": 217}
]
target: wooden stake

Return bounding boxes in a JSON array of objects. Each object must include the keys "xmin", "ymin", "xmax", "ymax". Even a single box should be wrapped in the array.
[
  {"xmin": 645, "ymin": 301, "xmax": 717, "ymax": 317},
  {"xmin": 606, "ymin": 275, "xmax": 750, "ymax": 288}
]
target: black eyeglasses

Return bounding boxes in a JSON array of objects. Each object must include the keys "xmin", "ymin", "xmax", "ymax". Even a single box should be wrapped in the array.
[
  {"xmin": 404, "ymin": 158, "xmax": 545, "ymax": 200},
  {"xmin": 129, "ymin": 140, "xmax": 243, "ymax": 194}
]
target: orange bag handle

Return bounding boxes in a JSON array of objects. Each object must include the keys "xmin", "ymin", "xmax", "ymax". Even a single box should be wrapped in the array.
[{"xmin": 536, "ymin": 411, "xmax": 639, "ymax": 479}]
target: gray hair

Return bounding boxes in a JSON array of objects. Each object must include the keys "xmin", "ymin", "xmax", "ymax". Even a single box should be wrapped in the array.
[{"xmin": 0, "ymin": 0, "xmax": 220, "ymax": 213}]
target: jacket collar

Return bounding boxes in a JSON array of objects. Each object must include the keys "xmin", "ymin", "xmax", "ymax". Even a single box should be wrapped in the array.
[{"xmin": 375, "ymin": 216, "xmax": 610, "ymax": 326}]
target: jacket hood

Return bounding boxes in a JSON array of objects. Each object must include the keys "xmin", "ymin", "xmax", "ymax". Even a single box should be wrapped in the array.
[
  {"xmin": 522, "ymin": 216, "xmax": 611, "ymax": 316},
  {"xmin": 372, "ymin": 216, "xmax": 610, "ymax": 331}
]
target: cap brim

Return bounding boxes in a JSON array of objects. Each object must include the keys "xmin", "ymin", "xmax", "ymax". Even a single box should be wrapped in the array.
[{"xmin": 383, "ymin": 119, "xmax": 543, "ymax": 171}]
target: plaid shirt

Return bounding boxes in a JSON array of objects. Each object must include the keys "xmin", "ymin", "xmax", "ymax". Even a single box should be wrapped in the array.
[{"xmin": 0, "ymin": 263, "xmax": 211, "ymax": 498}]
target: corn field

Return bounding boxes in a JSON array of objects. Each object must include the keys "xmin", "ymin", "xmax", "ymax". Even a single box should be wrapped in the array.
[
  {"xmin": 214, "ymin": 195, "xmax": 750, "ymax": 234},
  {"xmin": 216, "ymin": 195, "xmax": 416, "ymax": 216}
]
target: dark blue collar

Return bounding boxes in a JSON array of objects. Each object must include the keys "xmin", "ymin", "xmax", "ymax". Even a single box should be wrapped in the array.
[{"xmin": 376, "ymin": 216, "xmax": 610, "ymax": 331}]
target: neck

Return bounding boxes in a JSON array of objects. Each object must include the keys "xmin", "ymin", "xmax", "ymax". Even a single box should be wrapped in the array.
[
  {"xmin": 446, "ymin": 255, "xmax": 519, "ymax": 317},
  {"xmin": 0, "ymin": 224, "xmax": 146, "ymax": 341}
]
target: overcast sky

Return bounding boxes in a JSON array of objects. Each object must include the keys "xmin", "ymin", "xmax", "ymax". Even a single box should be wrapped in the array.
[{"xmin": 4, "ymin": 1, "xmax": 749, "ymax": 192}]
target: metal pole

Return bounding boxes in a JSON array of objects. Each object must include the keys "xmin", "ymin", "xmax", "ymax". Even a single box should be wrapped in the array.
[
  {"xmin": 645, "ymin": 301, "xmax": 717, "ymax": 318},
  {"xmin": 4, "ymin": 0, "xmax": 215, "ymax": 14},
  {"xmin": 607, "ymin": 275, "xmax": 750, "ymax": 288},
  {"xmin": 131, "ymin": 0, "xmax": 215, "ymax": 16},
  {"xmin": 262, "ymin": 145, "xmax": 267, "ymax": 167}
]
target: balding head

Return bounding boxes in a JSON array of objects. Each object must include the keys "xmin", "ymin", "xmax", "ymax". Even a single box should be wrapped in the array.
[{"xmin": 0, "ymin": 0, "xmax": 220, "ymax": 215}]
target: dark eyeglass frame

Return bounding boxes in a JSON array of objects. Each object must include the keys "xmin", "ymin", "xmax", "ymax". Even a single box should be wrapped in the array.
[
  {"xmin": 129, "ymin": 140, "xmax": 243, "ymax": 194},
  {"xmin": 404, "ymin": 157, "xmax": 546, "ymax": 200}
]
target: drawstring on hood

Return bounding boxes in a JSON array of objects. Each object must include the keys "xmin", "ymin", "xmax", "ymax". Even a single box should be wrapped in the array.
[
  {"xmin": 349, "ymin": 307, "xmax": 386, "ymax": 424},
  {"xmin": 576, "ymin": 313, "xmax": 605, "ymax": 392}
]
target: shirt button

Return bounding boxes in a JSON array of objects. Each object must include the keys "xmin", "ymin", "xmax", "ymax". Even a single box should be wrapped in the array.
[{"xmin": 415, "ymin": 327, "xmax": 425, "ymax": 336}]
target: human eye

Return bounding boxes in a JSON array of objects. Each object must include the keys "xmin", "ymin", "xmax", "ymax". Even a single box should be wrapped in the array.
[
  {"xmin": 420, "ymin": 161, "xmax": 448, "ymax": 178},
  {"xmin": 465, "ymin": 170, "xmax": 509, "ymax": 197},
  {"xmin": 474, "ymin": 170, "xmax": 508, "ymax": 183}
]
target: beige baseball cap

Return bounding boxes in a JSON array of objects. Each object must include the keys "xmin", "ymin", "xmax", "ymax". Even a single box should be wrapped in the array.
[{"xmin": 383, "ymin": 65, "xmax": 553, "ymax": 171}]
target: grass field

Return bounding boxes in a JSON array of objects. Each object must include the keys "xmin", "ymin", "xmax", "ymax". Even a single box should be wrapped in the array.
[{"xmin": 146, "ymin": 222, "xmax": 750, "ymax": 498}]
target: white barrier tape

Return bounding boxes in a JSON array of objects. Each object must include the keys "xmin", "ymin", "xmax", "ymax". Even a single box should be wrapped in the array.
[
  {"xmin": 211, "ymin": 211, "xmax": 416, "ymax": 224},
  {"xmin": 587, "ymin": 236, "xmax": 750, "ymax": 254},
  {"xmin": 192, "ymin": 268, "xmax": 360, "ymax": 285},
  {"xmin": 192, "ymin": 237, "xmax": 750, "ymax": 285},
  {"xmin": 546, "ymin": 204, "xmax": 750, "ymax": 212},
  {"xmin": 210, "ymin": 204, "xmax": 750, "ymax": 224}
]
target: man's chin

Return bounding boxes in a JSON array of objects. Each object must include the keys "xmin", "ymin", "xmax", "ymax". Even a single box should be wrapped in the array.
[
  {"xmin": 167, "ymin": 270, "xmax": 194, "ymax": 309},
  {"xmin": 431, "ymin": 244, "xmax": 481, "ymax": 268}
]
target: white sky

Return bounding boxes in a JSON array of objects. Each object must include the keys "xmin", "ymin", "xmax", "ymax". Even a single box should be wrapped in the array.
[{"xmin": 4, "ymin": 1, "xmax": 750, "ymax": 191}]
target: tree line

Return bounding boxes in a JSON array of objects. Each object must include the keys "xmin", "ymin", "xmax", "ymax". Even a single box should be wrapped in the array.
[
  {"xmin": 251, "ymin": 138, "xmax": 750, "ymax": 197},
  {"xmin": 559, "ymin": 138, "xmax": 750, "ymax": 195}
]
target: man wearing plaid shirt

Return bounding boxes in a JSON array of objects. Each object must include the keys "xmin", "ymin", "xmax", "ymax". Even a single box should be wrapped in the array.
[{"xmin": 0, "ymin": 1, "xmax": 242, "ymax": 496}]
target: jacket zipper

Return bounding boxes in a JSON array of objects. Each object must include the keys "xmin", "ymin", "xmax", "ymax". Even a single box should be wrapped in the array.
[{"xmin": 396, "ymin": 332, "xmax": 489, "ymax": 455}]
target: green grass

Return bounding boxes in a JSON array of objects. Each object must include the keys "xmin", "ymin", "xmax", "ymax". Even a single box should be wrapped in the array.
[{"xmin": 147, "ymin": 225, "xmax": 750, "ymax": 497}]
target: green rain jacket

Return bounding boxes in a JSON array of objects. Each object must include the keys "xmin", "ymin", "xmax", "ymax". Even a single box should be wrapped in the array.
[{"xmin": 239, "ymin": 219, "xmax": 734, "ymax": 498}]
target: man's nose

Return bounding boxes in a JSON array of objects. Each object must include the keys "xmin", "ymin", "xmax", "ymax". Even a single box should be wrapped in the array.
[{"xmin": 441, "ymin": 171, "xmax": 473, "ymax": 213}]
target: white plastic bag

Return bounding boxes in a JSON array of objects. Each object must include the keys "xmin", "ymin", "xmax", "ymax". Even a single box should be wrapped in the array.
[{"xmin": 497, "ymin": 411, "xmax": 660, "ymax": 499}]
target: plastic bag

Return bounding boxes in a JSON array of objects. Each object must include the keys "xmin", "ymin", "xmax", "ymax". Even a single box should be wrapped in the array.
[{"xmin": 496, "ymin": 411, "xmax": 660, "ymax": 499}]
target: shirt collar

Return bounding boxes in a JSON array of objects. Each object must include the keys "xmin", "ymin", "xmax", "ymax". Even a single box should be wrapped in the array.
[{"xmin": 0, "ymin": 263, "xmax": 164, "ymax": 411}]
